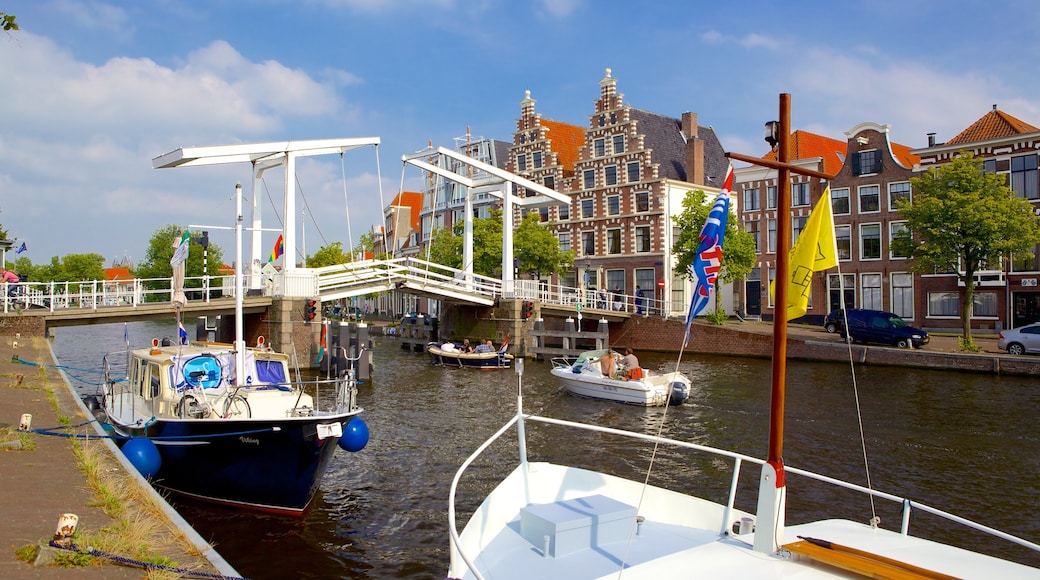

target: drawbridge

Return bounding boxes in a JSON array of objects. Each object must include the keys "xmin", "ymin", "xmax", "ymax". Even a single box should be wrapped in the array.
[{"xmin": 312, "ymin": 257, "xmax": 501, "ymax": 305}]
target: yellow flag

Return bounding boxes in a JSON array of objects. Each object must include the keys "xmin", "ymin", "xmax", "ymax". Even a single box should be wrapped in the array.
[{"xmin": 770, "ymin": 188, "xmax": 838, "ymax": 320}]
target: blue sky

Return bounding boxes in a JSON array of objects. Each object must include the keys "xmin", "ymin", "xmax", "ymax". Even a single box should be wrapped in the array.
[{"xmin": 2, "ymin": 0, "xmax": 1040, "ymax": 268}]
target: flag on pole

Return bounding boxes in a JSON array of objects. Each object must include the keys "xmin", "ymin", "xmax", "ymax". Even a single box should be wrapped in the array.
[
  {"xmin": 770, "ymin": 187, "xmax": 839, "ymax": 320},
  {"xmin": 178, "ymin": 320, "xmax": 189, "ymax": 345},
  {"xmin": 16, "ymin": 242, "xmax": 27, "ymax": 254},
  {"xmin": 498, "ymin": 336, "xmax": 510, "ymax": 354},
  {"xmin": 684, "ymin": 166, "xmax": 734, "ymax": 346},
  {"xmin": 270, "ymin": 234, "xmax": 284, "ymax": 263},
  {"xmin": 170, "ymin": 230, "xmax": 191, "ymax": 267},
  {"xmin": 316, "ymin": 321, "xmax": 327, "ymax": 363}
]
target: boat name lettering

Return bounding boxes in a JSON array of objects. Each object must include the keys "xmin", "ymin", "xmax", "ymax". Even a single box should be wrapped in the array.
[{"xmin": 239, "ymin": 436, "xmax": 260, "ymax": 446}]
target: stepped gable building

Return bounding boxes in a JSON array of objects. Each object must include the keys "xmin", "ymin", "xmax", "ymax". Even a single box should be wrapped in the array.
[
  {"xmin": 912, "ymin": 105, "xmax": 1040, "ymax": 330},
  {"xmin": 736, "ymin": 130, "xmax": 846, "ymax": 318},
  {"xmin": 508, "ymin": 68, "xmax": 729, "ymax": 314}
]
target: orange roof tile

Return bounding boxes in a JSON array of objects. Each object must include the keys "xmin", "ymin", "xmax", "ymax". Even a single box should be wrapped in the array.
[
  {"xmin": 541, "ymin": 118, "xmax": 584, "ymax": 173},
  {"xmin": 764, "ymin": 130, "xmax": 847, "ymax": 175},
  {"xmin": 946, "ymin": 107, "xmax": 1040, "ymax": 145},
  {"xmin": 889, "ymin": 141, "xmax": 920, "ymax": 169},
  {"xmin": 104, "ymin": 267, "xmax": 132, "ymax": 281},
  {"xmin": 391, "ymin": 191, "xmax": 423, "ymax": 233}
]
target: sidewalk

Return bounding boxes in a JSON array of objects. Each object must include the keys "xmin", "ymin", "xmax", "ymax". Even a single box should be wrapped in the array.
[{"xmin": 0, "ymin": 335, "xmax": 224, "ymax": 579}]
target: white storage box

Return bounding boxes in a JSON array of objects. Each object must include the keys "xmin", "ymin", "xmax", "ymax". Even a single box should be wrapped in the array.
[{"xmin": 520, "ymin": 494, "xmax": 637, "ymax": 558}]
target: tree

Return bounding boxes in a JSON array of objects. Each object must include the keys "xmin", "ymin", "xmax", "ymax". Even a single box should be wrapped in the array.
[
  {"xmin": 307, "ymin": 242, "xmax": 350, "ymax": 267},
  {"xmin": 892, "ymin": 153, "xmax": 1040, "ymax": 345},
  {"xmin": 136, "ymin": 225, "xmax": 225, "ymax": 301},
  {"xmin": 35, "ymin": 253, "xmax": 106, "ymax": 283},
  {"xmin": 672, "ymin": 189, "xmax": 756, "ymax": 318},
  {"xmin": 514, "ymin": 213, "xmax": 574, "ymax": 276},
  {"xmin": 1, "ymin": 11, "xmax": 17, "ymax": 32}
]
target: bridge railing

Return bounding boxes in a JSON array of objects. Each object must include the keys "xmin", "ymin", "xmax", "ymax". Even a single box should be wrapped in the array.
[{"xmin": 1, "ymin": 275, "xmax": 237, "ymax": 313}]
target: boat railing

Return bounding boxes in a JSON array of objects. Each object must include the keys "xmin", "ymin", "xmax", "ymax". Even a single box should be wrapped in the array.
[
  {"xmin": 549, "ymin": 356, "xmax": 576, "ymax": 370},
  {"xmin": 448, "ymin": 412, "xmax": 1040, "ymax": 576}
]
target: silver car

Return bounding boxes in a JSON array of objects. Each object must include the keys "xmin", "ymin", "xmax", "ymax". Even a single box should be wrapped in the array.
[{"xmin": 997, "ymin": 322, "xmax": 1040, "ymax": 355}]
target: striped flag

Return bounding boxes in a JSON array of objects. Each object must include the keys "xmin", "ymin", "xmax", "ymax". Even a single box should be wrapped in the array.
[
  {"xmin": 270, "ymin": 234, "xmax": 284, "ymax": 263},
  {"xmin": 316, "ymin": 321, "xmax": 327, "ymax": 363},
  {"xmin": 684, "ymin": 166, "xmax": 733, "ymax": 346}
]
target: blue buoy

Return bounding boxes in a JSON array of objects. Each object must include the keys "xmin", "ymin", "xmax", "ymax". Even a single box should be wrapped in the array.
[
  {"xmin": 338, "ymin": 417, "xmax": 369, "ymax": 452},
  {"xmin": 123, "ymin": 437, "xmax": 161, "ymax": 478}
]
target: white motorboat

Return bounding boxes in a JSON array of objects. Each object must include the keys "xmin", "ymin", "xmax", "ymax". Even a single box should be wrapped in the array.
[
  {"xmin": 445, "ymin": 94, "xmax": 1040, "ymax": 579},
  {"xmin": 550, "ymin": 349, "xmax": 690, "ymax": 406}
]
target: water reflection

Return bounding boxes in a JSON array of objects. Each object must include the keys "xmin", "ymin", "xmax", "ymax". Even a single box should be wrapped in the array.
[{"xmin": 50, "ymin": 322, "xmax": 1040, "ymax": 577}]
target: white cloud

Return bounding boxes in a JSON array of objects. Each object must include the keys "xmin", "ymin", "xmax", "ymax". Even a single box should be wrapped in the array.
[
  {"xmin": 50, "ymin": 0, "xmax": 133, "ymax": 41},
  {"xmin": 539, "ymin": 0, "xmax": 583, "ymax": 18}
]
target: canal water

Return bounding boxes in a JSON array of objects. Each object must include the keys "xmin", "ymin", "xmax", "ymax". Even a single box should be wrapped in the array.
[{"xmin": 50, "ymin": 321, "xmax": 1040, "ymax": 578}]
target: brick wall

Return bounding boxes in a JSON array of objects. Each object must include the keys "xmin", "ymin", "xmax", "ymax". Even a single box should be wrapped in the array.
[{"xmin": 0, "ymin": 314, "xmax": 45, "ymax": 336}]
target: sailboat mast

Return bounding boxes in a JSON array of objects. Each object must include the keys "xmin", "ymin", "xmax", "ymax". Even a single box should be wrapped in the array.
[{"xmin": 768, "ymin": 93, "xmax": 791, "ymax": 477}]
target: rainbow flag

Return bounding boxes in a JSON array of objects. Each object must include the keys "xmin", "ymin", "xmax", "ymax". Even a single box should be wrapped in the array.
[{"xmin": 270, "ymin": 234, "xmax": 284, "ymax": 263}]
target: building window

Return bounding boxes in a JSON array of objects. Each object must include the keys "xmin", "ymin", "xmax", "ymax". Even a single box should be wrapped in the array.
[
  {"xmin": 858, "ymin": 185, "xmax": 880, "ymax": 213},
  {"xmin": 744, "ymin": 188, "xmax": 760, "ymax": 211},
  {"xmin": 558, "ymin": 231, "xmax": 571, "ymax": 252},
  {"xmin": 1012, "ymin": 244, "xmax": 1040, "ymax": 272},
  {"xmin": 889, "ymin": 221, "xmax": 909, "ymax": 259},
  {"xmin": 836, "ymin": 225, "xmax": 852, "ymax": 260},
  {"xmin": 607, "ymin": 228, "xmax": 622, "ymax": 254},
  {"xmin": 792, "ymin": 182, "xmax": 811, "ymax": 207},
  {"xmin": 517, "ymin": 154, "xmax": 527, "ymax": 171},
  {"xmin": 853, "ymin": 149, "xmax": 882, "ymax": 175},
  {"xmin": 861, "ymin": 273, "xmax": 882, "ymax": 310},
  {"xmin": 983, "ymin": 158, "xmax": 997, "ymax": 173},
  {"xmin": 745, "ymin": 220, "xmax": 761, "ymax": 253},
  {"xmin": 829, "ymin": 273, "xmax": 856, "ymax": 311},
  {"xmin": 767, "ymin": 186, "xmax": 777, "ymax": 209},
  {"xmin": 594, "ymin": 138, "xmax": 605, "ymax": 157},
  {"xmin": 635, "ymin": 191, "xmax": 649, "ymax": 212},
  {"xmin": 627, "ymin": 162, "xmax": 640, "ymax": 183},
  {"xmin": 767, "ymin": 218, "xmax": 776, "ymax": 254},
  {"xmin": 974, "ymin": 292, "xmax": 998, "ymax": 317},
  {"xmin": 605, "ymin": 165, "xmax": 618, "ymax": 186},
  {"xmin": 539, "ymin": 206, "xmax": 549, "ymax": 222},
  {"xmin": 1011, "ymin": 153, "xmax": 1039, "ymax": 199},
  {"xmin": 582, "ymin": 231, "xmax": 595, "ymax": 256},
  {"xmin": 544, "ymin": 175, "xmax": 556, "ymax": 191},
  {"xmin": 888, "ymin": 181, "xmax": 911, "ymax": 210},
  {"xmin": 607, "ymin": 195, "xmax": 620, "ymax": 215},
  {"xmin": 928, "ymin": 291, "xmax": 959, "ymax": 317},
  {"xmin": 635, "ymin": 268, "xmax": 655, "ymax": 300},
  {"xmin": 581, "ymin": 198, "xmax": 594, "ymax": 218},
  {"xmin": 860, "ymin": 223, "xmax": 882, "ymax": 259},
  {"xmin": 613, "ymin": 134, "xmax": 625, "ymax": 154},
  {"xmin": 583, "ymin": 169, "xmax": 595, "ymax": 189},
  {"xmin": 635, "ymin": 225, "xmax": 650, "ymax": 252},
  {"xmin": 831, "ymin": 188, "xmax": 850, "ymax": 215},
  {"xmin": 891, "ymin": 272, "xmax": 913, "ymax": 318},
  {"xmin": 606, "ymin": 269, "xmax": 625, "ymax": 296},
  {"xmin": 533, "ymin": 151, "xmax": 543, "ymax": 168},
  {"xmin": 558, "ymin": 201, "xmax": 569, "ymax": 220},
  {"xmin": 792, "ymin": 215, "xmax": 807, "ymax": 244}
]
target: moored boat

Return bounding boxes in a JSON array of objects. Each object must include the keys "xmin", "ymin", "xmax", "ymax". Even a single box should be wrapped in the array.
[{"xmin": 550, "ymin": 349, "xmax": 690, "ymax": 406}]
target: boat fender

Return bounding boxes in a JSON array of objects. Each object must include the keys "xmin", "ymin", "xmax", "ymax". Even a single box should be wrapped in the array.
[
  {"xmin": 338, "ymin": 417, "xmax": 369, "ymax": 452},
  {"xmin": 123, "ymin": 438, "xmax": 161, "ymax": 478},
  {"xmin": 82, "ymin": 395, "xmax": 109, "ymax": 423}
]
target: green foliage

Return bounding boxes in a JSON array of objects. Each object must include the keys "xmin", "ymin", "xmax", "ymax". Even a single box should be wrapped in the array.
[
  {"xmin": 896, "ymin": 153, "xmax": 1040, "ymax": 341},
  {"xmin": 1, "ymin": 11, "xmax": 17, "ymax": 31},
  {"xmin": 514, "ymin": 213, "xmax": 574, "ymax": 276},
  {"xmin": 135, "ymin": 225, "xmax": 224, "ymax": 300},
  {"xmin": 14, "ymin": 543, "xmax": 37, "ymax": 563},
  {"xmin": 307, "ymin": 241, "xmax": 349, "ymax": 267},
  {"xmin": 958, "ymin": 336, "xmax": 980, "ymax": 352},
  {"xmin": 705, "ymin": 307, "xmax": 728, "ymax": 325},
  {"xmin": 672, "ymin": 189, "xmax": 756, "ymax": 284}
]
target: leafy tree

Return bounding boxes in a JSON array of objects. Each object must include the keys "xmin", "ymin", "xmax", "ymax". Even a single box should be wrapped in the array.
[
  {"xmin": 893, "ymin": 152, "xmax": 1040, "ymax": 344},
  {"xmin": 514, "ymin": 213, "xmax": 574, "ymax": 276},
  {"xmin": 307, "ymin": 241, "xmax": 350, "ymax": 267},
  {"xmin": 136, "ymin": 225, "xmax": 225, "ymax": 301},
  {"xmin": 672, "ymin": 189, "xmax": 756, "ymax": 318},
  {"xmin": 1, "ymin": 11, "xmax": 17, "ymax": 32},
  {"xmin": 427, "ymin": 226, "xmax": 463, "ymax": 269},
  {"xmin": 34, "ymin": 253, "xmax": 106, "ymax": 283}
]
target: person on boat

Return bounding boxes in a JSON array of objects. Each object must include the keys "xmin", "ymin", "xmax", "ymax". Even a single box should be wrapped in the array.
[
  {"xmin": 462, "ymin": 339, "xmax": 473, "ymax": 353},
  {"xmin": 474, "ymin": 340, "xmax": 494, "ymax": 353},
  {"xmin": 621, "ymin": 348, "xmax": 643, "ymax": 379},
  {"xmin": 441, "ymin": 341, "xmax": 458, "ymax": 352}
]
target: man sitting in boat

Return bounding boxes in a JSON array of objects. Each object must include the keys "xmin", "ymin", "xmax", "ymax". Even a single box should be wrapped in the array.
[
  {"xmin": 473, "ymin": 340, "xmax": 495, "ymax": 353},
  {"xmin": 599, "ymin": 351, "xmax": 622, "ymax": 379},
  {"xmin": 621, "ymin": 348, "xmax": 643, "ymax": 380}
]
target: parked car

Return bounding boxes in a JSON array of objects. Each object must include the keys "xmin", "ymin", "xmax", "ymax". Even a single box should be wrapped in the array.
[
  {"xmin": 823, "ymin": 309, "xmax": 845, "ymax": 333},
  {"xmin": 997, "ymin": 322, "xmax": 1040, "ymax": 355},
  {"xmin": 836, "ymin": 308, "xmax": 930, "ymax": 349}
]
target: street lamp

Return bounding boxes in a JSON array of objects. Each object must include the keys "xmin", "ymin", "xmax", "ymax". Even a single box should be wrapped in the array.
[{"xmin": 764, "ymin": 121, "xmax": 780, "ymax": 148}]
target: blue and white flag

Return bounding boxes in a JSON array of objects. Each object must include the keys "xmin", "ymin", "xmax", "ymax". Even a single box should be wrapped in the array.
[
  {"xmin": 178, "ymin": 320, "xmax": 189, "ymax": 345},
  {"xmin": 684, "ymin": 166, "xmax": 733, "ymax": 346},
  {"xmin": 170, "ymin": 230, "xmax": 191, "ymax": 267},
  {"xmin": 16, "ymin": 241, "xmax": 27, "ymax": 254}
]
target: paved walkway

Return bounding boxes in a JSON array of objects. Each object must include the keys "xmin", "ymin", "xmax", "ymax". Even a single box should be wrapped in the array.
[{"xmin": 0, "ymin": 335, "xmax": 227, "ymax": 579}]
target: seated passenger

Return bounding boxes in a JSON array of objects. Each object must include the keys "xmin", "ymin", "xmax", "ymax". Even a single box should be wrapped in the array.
[{"xmin": 474, "ymin": 340, "xmax": 495, "ymax": 353}]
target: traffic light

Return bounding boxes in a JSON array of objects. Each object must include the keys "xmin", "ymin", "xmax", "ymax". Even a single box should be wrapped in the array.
[
  {"xmin": 305, "ymin": 299, "xmax": 318, "ymax": 321},
  {"xmin": 522, "ymin": 301, "xmax": 533, "ymax": 319}
]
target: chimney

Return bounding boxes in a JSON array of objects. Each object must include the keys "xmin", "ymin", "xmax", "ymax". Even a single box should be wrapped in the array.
[
  {"xmin": 681, "ymin": 112, "xmax": 698, "ymax": 140},
  {"xmin": 927, "ymin": 132, "xmax": 936, "ymax": 147}
]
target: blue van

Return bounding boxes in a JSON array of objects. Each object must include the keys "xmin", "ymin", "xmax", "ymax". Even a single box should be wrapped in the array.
[{"xmin": 831, "ymin": 308, "xmax": 930, "ymax": 349}]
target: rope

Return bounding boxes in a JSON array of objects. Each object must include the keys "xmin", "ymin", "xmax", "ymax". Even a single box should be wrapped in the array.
[
  {"xmin": 48, "ymin": 540, "xmax": 250, "ymax": 580},
  {"xmin": 9, "ymin": 355, "xmax": 109, "ymax": 386},
  {"xmin": 30, "ymin": 422, "xmax": 279, "ymax": 442}
]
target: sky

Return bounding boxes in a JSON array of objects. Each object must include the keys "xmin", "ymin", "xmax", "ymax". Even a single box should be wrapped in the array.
[{"xmin": 2, "ymin": 0, "xmax": 1040, "ymax": 270}]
